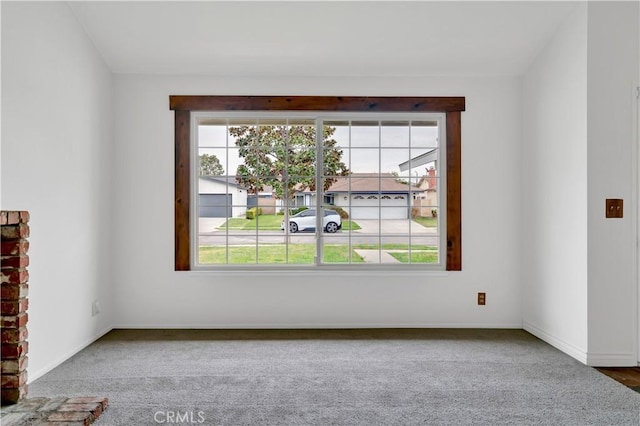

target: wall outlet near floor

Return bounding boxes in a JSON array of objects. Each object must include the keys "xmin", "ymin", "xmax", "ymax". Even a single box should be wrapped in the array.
[
  {"xmin": 477, "ymin": 292, "xmax": 486, "ymax": 306},
  {"xmin": 91, "ymin": 300, "xmax": 101, "ymax": 317}
]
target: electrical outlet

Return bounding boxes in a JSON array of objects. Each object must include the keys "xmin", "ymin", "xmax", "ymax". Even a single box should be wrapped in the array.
[
  {"xmin": 91, "ymin": 300, "xmax": 101, "ymax": 317},
  {"xmin": 477, "ymin": 292, "xmax": 486, "ymax": 306}
]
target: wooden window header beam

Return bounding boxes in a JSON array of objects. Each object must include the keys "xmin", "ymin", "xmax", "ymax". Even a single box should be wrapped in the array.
[
  {"xmin": 170, "ymin": 96, "xmax": 465, "ymax": 113},
  {"xmin": 173, "ymin": 95, "xmax": 463, "ymax": 271}
]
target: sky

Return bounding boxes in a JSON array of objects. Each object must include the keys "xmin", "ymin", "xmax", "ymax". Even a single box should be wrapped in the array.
[{"xmin": 198, "ymin": 122, "xmax": 439, "ymax": 179}]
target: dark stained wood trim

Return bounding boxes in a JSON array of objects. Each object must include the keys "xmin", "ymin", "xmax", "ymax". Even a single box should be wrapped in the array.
[
  {"xmin": 446, "ymin": 111, "xmax": 462, "ymax": 271},
  {"xmin": 170, "ymin": 96, "xmax": 465, "ymax": 113},
  {"xmin": 172, "ymin": 95, "xmax": 463, "ymax": 271},
  {"xmin": 175, "ymin": 110, "xmax": 191, "ymax": 271}
]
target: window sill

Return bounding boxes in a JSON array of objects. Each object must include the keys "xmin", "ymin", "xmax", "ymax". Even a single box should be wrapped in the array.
[{"xmin": 184, "ymin": 267, "xmax": 450, "ymax": 278}]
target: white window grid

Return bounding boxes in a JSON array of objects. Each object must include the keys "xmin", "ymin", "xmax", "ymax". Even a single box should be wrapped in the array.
[{"xmin": 191, "ymin": 111, "xmax": 447, "ymax": 270}]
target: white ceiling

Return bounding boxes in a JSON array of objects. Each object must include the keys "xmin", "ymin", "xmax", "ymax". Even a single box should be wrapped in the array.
[{"xmin": 68, "ymin": 1, "xmax": 578, "ymax": 77}]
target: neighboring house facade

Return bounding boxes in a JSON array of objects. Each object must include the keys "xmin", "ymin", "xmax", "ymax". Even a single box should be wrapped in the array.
[
  {"xmin": 413, "ymin": 166, "xmax": 438, "ymax": 217},
  {"xmin": 296, "ymin": 173, "xmax": 425, "ymax": 220},
  {"xmin": 198, "ymin": 176, "xmax": 247, "ymax": 218},
  {"xmin": 247, "ymin": 185, "xmax": 281, "ymax": 215},
  {"xmin": 240, "ymin": 171, "xmax": 434, "ymax": 220}
]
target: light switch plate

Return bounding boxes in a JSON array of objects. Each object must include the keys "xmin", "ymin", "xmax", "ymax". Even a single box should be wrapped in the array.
[{"xmin": 606, "ymin": 199, "xmax": 623, "ymax": 218}]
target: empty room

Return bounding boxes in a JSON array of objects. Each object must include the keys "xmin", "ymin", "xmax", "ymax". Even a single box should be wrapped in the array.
[{"xmin": 1, "ymin": 1, "xmax": 640, "ymax": 424}]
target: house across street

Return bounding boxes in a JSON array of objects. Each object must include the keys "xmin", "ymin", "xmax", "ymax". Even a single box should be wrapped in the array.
[{"xmin": 198, "ymin": 169, "xmax": 439, "ymax": 221}]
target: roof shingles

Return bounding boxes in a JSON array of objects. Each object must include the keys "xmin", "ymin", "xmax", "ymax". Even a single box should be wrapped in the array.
[{"xmin": 324, "ymin": 174, "xmax": 423, "ymax": 194}]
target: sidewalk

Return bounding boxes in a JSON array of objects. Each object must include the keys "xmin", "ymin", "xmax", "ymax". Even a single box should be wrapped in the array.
[
  {"xmin": 198, "ymin": 217, "xmax": 227, "ymax": 233},
  {"xmin": 352, "ymin": 219, "xmax": 435, "ymax": 234},
  {"xmin": 354, "ymin": 249, "xmax": 401, "ymax": 264}
]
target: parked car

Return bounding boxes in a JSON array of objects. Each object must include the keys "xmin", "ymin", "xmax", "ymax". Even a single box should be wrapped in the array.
[{"xmin": 281, "ymin": 209, "xmax": 342, "ymax": 233}]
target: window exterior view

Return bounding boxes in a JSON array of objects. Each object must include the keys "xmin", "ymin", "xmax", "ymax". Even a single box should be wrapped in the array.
[{"xmin": 194, "ymin": 114, "xmax": 445, "ymax": 268}]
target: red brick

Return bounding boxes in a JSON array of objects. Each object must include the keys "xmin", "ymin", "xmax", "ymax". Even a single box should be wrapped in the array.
[
  {"xmin": 1, "ymin": 269, "xmax": 29, "ymax": 284},
  {"xmin": 1, "ymin": 298, "xmax": 28, "ymax": 315},
  {"xmin": 58, "ymin": 402, "xmax": 103, "ymax": 418},
  {"xmin": 1, "ymin": 255, "xmax": 29, "ymax": 269},
  {"xmin": 7, "ymin": 211, "xmax": 20, "ymax": 224},
  {"xmin": 36, "ymin": 396, "xmax": 68, "ymax": 412},
  {"xmin": 2, "ymin": 341, "xmax": 28, "ymax": 358},
  {"xmin": 1, "ymin": 240, "xmax": 29, "ymax": 255},
  {"xmin": 1, "ymin": 326, "xmax": 28, "ymax": 343},
  {"xmin": 1, "ymin": 283, "xmax": 29, "ymax": 300},
  {"xmin": 1, "ymin": 356, "xmax": 28, "ymax": 374},
  {"xmin": 1, "ymin": 371, "xmax": 28, "ymax": 387},
  {"xmin": 1, "ymin": 211, "xmax": 29, "ymax": 224},
  {"xmin": 1, "ymin": 385, "xmax": 28, "ymax": 404},
  {"xmin": 47, "ymin": 411, "xmax": 93, "ymax": 425},
  {"xmin": 1, "ymin": 313, "xmax": 28, "ymax": 328},
  {"xmin": 58, "ymin": 402, "xmax": 100, "ymax": 412},
  {"xmin": 1, "ymin": 223, "xmax": 29, "ymax": 240},
  {"xmin": 65, "ymin": 397, "xmax": 109, "ymax": 410}
]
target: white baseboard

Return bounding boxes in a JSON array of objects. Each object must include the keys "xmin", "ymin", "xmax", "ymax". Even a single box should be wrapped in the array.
[
  {"xmin": 111, "ymin": 322, "xmax": 524, "ymax": 329},
  {"xmin": 524, "ymin": 322, "xmax": 638, "ymax": 367},
  {"xmin": 523, "ymin": 321, "xmax": 588, "ymax": 364},
  {"xmin": 28, "ymin": 326, "xmax": 113, "ymax": 384},
  {"xmin": 586, "ymin": 353, "xmax": 638, "ymax": 367}
]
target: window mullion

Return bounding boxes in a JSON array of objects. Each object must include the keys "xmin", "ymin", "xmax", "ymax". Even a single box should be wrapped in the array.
[
  {"xmin": 284, "ymin": 121, "xmax": 289, "ymax": 264},
  {"xmin": 225, "ymin": 121, "xmax": 230, "ymax": 265},
  {"xmin": 408, "ymin": 122, "xmax": 412, "ymax": 264},
  {"xmin": 378, "ymin": 121, "xmax": 382, "ymax": 263},
  {"xmin": 348, "ymin": 122, "xmax": 352, "ymax": 264},
  {"xmin": 315, "ymin": 119, "xmax": 324, "ymax": 265}
]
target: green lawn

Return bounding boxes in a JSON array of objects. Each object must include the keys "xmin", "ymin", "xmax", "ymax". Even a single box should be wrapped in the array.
[
  {"xmin": 388, "ymin": 251, "xmax": 439, "ymax": 263},
  {"xmin": 324, "ymin": 245, "xmax": 365, "ymax": 263},
  {"xmin": 341, "ymin": 220, "xmax": 361, "ymax": 231},
  {"xmin": 205, "ymin": 215, "xmax": 436, "ymax": 264},
  {"xmin": 222, "ymin": 215, "xmax": 283, "ymax": 230},
  {"xmin": 199, "ymin": 244, "xmax": 365, "ymax": 264},
  {"xmin": 199, "ymin": 243, "xmax": 437, "ymax": 264},
  {"xmin": 412, "ymin": 216, "xmax": 438, "ymax": 228},
  {"xmin": 355, "ymin": 243, "xmax": 438, "ymax": 250}
]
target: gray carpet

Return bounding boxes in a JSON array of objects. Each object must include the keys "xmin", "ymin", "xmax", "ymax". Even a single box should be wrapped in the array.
[{"xmin": 28, "ymin": 329, "xmax": 640, "ymax": 425}]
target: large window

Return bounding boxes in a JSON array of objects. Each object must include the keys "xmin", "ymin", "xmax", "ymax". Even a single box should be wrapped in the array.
[{"xmin": 171, "ymin": 96, "xmax": 464, "ymax": 271}]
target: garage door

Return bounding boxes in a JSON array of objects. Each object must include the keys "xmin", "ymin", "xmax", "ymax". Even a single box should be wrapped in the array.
[
  {"xmin": 199, "ymin": 194, "xmax": 232, "ymax": 218},
  {"xmin": 349, "ymin": 194, "xmax": 408, "ymax": 219}
]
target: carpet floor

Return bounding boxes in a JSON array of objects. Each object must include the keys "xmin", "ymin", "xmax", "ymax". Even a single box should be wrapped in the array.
[{"xmin": 28, "ymin": 329, "xmax": 640, "ymax": 425}]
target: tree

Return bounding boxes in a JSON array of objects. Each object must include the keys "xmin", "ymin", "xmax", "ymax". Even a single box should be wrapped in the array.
[
  {"xmin": 229, "ymin": 125, "xmax": 348, "ymax": 204},
  {"xmin": 199, "ymin": 153, "xmax": 224, "ymax": 176},
  {"xmin": 391, "ymin": 171, "xmax": 409, "ymax": 185}
]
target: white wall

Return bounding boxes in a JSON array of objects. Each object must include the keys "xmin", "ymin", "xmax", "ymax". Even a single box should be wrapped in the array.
[
  {"xmin": 112, "ymin": 75, "xmax": 523, "ymax": 328},
  {"xmin": 1, "ymin": 2, "xmax": 114, "ymax": 380},
  {"xmin": 586, "ymin": 1, "xmax": 639, "ymax": 366},
  {"xmin": 522, "ymin": 5, "xmax": 589, "ymax": 362},
  {"xmin": 522, "ymin": 2, "xmax": 640, "ymax": 366}
]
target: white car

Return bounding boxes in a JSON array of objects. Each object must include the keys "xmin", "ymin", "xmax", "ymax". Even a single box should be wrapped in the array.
[{"xmin": 281, "ymin": 209, "xmax": 342, "ymax": 233}]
